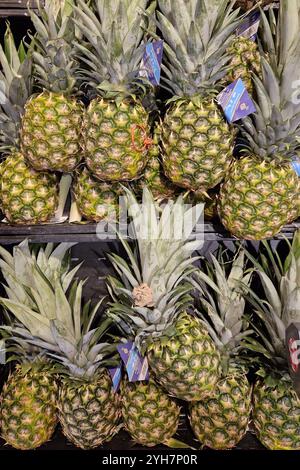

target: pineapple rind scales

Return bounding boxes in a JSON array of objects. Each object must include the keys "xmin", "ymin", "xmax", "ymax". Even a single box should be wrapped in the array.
[
  {"xmin": 253, "ymin": 380, "xmax": 300, "ymax": 450},
  {"xmin": 0, "ymin": 152, "xmax": 58, "ymax": 225},
  {"xmin": 58, "ymin": 371, "xmax": 121, "ymax": 450},
  {"xmin": 147, "ymin": 313, "xmax": 221, "ymax": 402},
  {"xmin": 162, "ymin": 97, "xmax": 235, "ymax": 192},
  {"xmin": 121, "ymin": 378, "xmax": 180, "ymax": 447},
  {"xmin": 0, "ymin": 364, "xmax": 58, "ymax": 450},
  {"xmin": 189, "ymin": 373, "xmax": 251, "ymax": 450},
  {"xmin": 22, "ymin": 92, "xmax": 83, "ymax": 173},
  {"xmin": 84, "ymin": 98, "xmax": 150, "ymax": 182},
  {"xmin": 219, "ymin": 157, "xmax": 300, "ymax": 240}
]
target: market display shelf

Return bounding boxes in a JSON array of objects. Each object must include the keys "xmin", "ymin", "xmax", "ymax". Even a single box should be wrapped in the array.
[
  {"xmin": 0, "ymin": 220, "xmax": 298, "ymax": 244},
  {"xmin": 0, "ymin": 1, "xmax": 40, "ymax": 17}
]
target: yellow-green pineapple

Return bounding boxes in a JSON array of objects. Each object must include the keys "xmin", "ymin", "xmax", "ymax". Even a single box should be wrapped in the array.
[
  {"xmin": 107, "ymin": 188, "xmax": 221, "ymax": 403},
  {"xmin": 21, "ymin": 1, "xmax": 83, "ymax": 172},
  {"xmin": 189, "ymin": 250, "xmax": 252, "ymax": 449},
  {"xmin": 219, "ymin": 1, "xmax": 300, "ymax": 240},
  {"xmin": 157, "ymin": 0, "xmax": 243, "ymax": 192},
  {"xmin": 73, "ymin": 167, "xmax": 122, "ymax": 222},
  {"xmin": 121, "ymin": 377, "xmax": 181, "ymax": 447},
  {"xmin": 0, "ymin": 244, "xmax": 121, "ymax": 450},
  {"xmin": 73, "ymin": 0, "xmax": 155, "ymax": 182},
  {"xmin": 225, "ymin": 35, "xmax": 261, "ymax": 94},
  {"xmin": 246, "ymin": 230, "xmax": 300, "ymax": 450},
  {"xmin": 0, "ymin": 241, "xmax": 78, "ymax": 450},
  {"xmin": 0, "ymin": 25, "xmax": 58, "ymax": 224}
]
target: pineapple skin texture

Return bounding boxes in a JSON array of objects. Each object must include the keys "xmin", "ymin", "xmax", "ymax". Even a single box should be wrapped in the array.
[
  {"xmin": 0, "ymin": 152, "xmax": 58, "ymax": 225},
  {"xmin": 84, "ymin": 98, "xmax": 151, "ymax": 182},
  {"xmin": 58, "ymin": 370, "xmax": 121, "ymax": 450},
  {"xmin": 135, "ymin": 134, "xmax": 179, "ymax": 201},
  {"xmin": 147, "ymin": 313, "xmax": 221, "ymax": 402},
  {"xmin": 73, "ymin": 166, "xmax": 122, "ymax": 222},
  {"xmin": 189, "ymin": 373, "xmax": 251, "ymax": 449},
  {"xmin": 21, "ymin": 92, "xmax": 83, "ymax": 172},
  {"xmin": 0, "ymin": 365, "xmax": 58, "ymax": 450},
  {"xmin": 226, "ymin": 36, "xmax": 261, "ymax": 94},
  {"xmin": 121, "ymin": 378, "xmax": 180, "ymax": 447},
  {"xmin": 253, "ymin": 379, "xmax": 300, "ymax": 450},
  {"xmin": 161, "ymin": 97, "xmax": 235, "ymax": 192},
  {"xmin": 219, "ymin": 157, "xmax": 300, "ymax": 240}
]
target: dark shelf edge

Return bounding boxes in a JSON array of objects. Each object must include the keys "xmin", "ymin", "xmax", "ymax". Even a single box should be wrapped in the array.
[{"xmin": 0, "ymin": 221, "xmax": 298, "ymax": 244}]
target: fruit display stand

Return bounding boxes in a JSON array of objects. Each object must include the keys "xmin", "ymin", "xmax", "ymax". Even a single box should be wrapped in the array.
[{"xmin": 0, "ymin": 1, "xmax": 299, "ymax": 458}]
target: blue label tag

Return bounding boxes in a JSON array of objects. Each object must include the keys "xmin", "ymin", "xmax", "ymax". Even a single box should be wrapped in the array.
[
  {"xmin": 292, "ymin": 159, "xmax": 300, "ymax": 177},
  {"xmin": 117, "ymin": 341, "xmax": 149, "ymax": 382},
  {"xmin": 108, "ymin": 365, "xmax": 122, "ymax": 392},
  {"xmin": 140, "ymin": 40, "xmax": 164, "ymax": 86},
  {"xmin": 217, "ymin": 79, "xmax": 256, "ymax": 123},
  {"xmin": 236, "ymin": 11, "xmax": 261, "ymax": 41}
]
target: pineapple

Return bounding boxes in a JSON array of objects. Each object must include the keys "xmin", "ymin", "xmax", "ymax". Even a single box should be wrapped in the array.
[
  {"xmin": 0, "ymin": 256, "xmax": 121, "ymax": 450},
  {"xmin": 189, "ymin": 250, "xmax": 252, "ymax": 449},
  {"xmin": 0, "ymin": 241, "xmax": 77, "ymax": 450},
  {"xmin": 121, "ymin": 377, "xmax": 181, "ymax": 447},
  {"xmin": 0, "ymin": 25, "xmax": 58, "ymax": 224},
  {"xmin": 225, "ymin": 35, "xmax": 261, "ymax": 94},
  {"xmin": 219, "ymin": 1, "xmax": 300, "ymax": 240},
  {"xmin": 157, "ymin": 0, "xmax": 243, "ymax": 192},
  {"xmin": 107, "ymin": 188, "xmax": 221, "ymax": 402},
  {"xmin": 21, "ymin": 0, "xmax": 83, "ymax": 173},
  {"xmin": 73, "ymin": 0, "xmax": 155, "ymax": 182},
  {"xmin": 73, "ymin": 166, "xmax": 122, "ymax": 222},
  {"xmin": 134, "ymin": 126, "xmax": 180, "ymax": 201},
  {"xmin": 0, "ymin": 362, "xmax": 58, "ymax": 451},
  {"xmin": 245, "ymin": 230, "xmax": 300, "ymax": 450}
]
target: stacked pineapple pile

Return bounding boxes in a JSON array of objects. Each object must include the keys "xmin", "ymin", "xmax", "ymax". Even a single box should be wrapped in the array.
[
  {"xmin": 1, "ymin": 188, "xmax": 300, "ymax": 451},
  {"xmin": 0, "ymin": 0, "xmax": 298, "ymax": 239}
]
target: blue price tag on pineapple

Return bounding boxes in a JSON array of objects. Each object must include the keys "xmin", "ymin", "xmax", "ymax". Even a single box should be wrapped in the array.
[
  {"xmin": 292, "ymin": 159, "xmax": 300, "ymax": 177},
  {"xmin": 140, "ymin": 40, "xmax": 164, "ymax": 86},
  {"xmin": 117, "ymin": 341, "xmax": 149, "ymax": 382},
  {"xmin": 108, "ymin": 365, "xmax": 122, "ymax": 392},
  {"xmin": 236, "ymin": 11, "xmax": 261, "ymax": 41},
  {"xmin": 217, "ymin": 79, "xmax": 256, "ymax": 123}
]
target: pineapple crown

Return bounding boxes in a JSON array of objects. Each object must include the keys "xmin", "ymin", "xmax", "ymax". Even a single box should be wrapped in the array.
[
  {"xmin": 0, "ymin": 24, "xmax": 32, "ymax": 151},
  {"xmin": 0, "ymin": 240, "xmax": 79, "ymax": 308},
  {"xmin": 28, "ymin": 0, "xmax": 79, "ymax": 94},
  {"xmin": 0, "ymin": 269, "xmax": 115, "ymax": 380},
  {"xmin": 73, "ymin": 0, "xmax": 156, "ymax": 99},
  {"xmin": 107, "ymin": 187, "xmax": 204, "ymax": 350},
  {"xmin": 191, "ymin": 248, "xmax": 253, "ymax": 370},
  {"xmin": 241, "ymin": 0, "xmax": 300, "ymax": 162},
  {"xmin": 156, "ymin": 0, "xmax": 245, "ymax": 97},
  {"xmin": 245, "ymin": 230, "xmax": 300, "ymax": 375}
]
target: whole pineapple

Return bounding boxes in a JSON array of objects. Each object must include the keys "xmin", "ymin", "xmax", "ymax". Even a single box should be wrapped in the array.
[
  {"xmin": 0, "ymin": 25, "xmax": 58, "ymax": 224},
  {"xmin": 0, "ymin": 256, "xmax": 121, "ymax": 450},
  {"xmin": 157, "ymin": 0, "xmax": 243, "ymax": 192},
  {"xmin": 0, "ymin": 241, "xmax": 77, "ymax": 450},
  {"xmin": 21, "ymin": 0, "xmax": 83, "ymax": 172},
  {"xmin": 219, "ymin": 1, "xmax": 300, "ymax": 240},
  {"xmin": 73, "ymin": 167, "xmax": 122, "ymax": 222},
  {"xmin": 0, "ymin": 362, "xmax": 58, "ymax": 450},
  {"xmin": 107, "ymin": 188, "xmax": 221, "ymax": 402},
  {"xmin": 73, "ymin": 0, "xmax": 154, "ymax": 182},
  {"xmin": 245, "ymin": 230, "xmax": 300, "ymax": 450},
  {"xmin": 121, "ymin": 377, "xmax": 181, "ymax": 447},
  {"xmin": 189, "ymin": 250, "xmax": 252, "ymax": 449}
]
